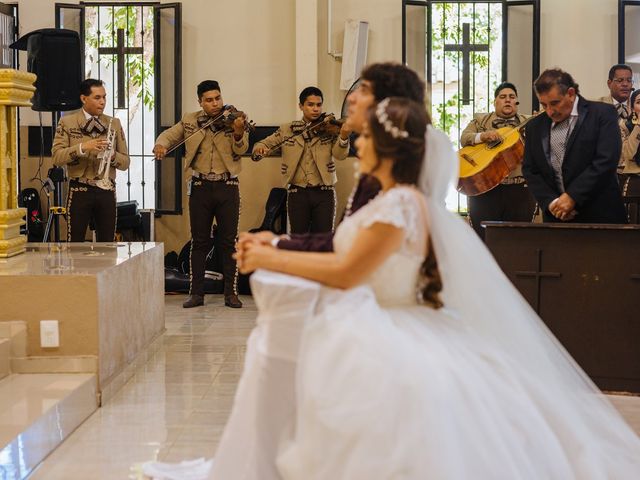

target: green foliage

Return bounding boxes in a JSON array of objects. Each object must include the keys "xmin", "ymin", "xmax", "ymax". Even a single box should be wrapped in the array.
[
  {"xmin": 85, "ymin": 6, "xmax": 155, "ymax": 111},
  {"xmin": 435, "ymin": 93, "xmax": 460, "ymax": 136}
]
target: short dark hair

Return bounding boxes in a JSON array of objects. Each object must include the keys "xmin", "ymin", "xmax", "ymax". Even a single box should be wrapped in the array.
[
  {"xmin": 494, "ymin": 82, "xmax": 517, "ymax": 98},
  {"xmin": 361, "ymin": 62, "xmax": 425, "ymax": 104},
  {"xmin": 534, "ymin": 68, "xmax": 580, "ymax": 95},
  {"xmin": 608, "ymin": 64, "xmax": 633, "ymax": 81},
  {"xmin": 197, "ymin": 80, "xmax": 221, "ymax": 99},
  {"xmin": 79, "ymin": 78, "xmax": 104, "ymax": 97},
  {"xmin": 299, "ymin": 86, "xmax": 323, "ymax": 105}
]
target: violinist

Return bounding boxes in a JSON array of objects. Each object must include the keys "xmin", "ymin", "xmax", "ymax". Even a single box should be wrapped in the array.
[
  {"xmin": 153, "ymin": 80, "xmax": 249, "ymax": 309},
  {"xmin": 252, "ymin": 86, "xmax": 352, "ymax": 234},
  {"xmin": 460, "ymin": 82, "xmax": 536, "ymax": 240}
]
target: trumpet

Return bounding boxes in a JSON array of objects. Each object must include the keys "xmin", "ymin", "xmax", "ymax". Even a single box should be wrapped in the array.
[{"xmin": 96, "ymin": 119, "xmax": 116, "ymax": 190}]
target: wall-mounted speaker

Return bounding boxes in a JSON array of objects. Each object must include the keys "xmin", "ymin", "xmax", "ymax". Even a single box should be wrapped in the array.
[{"xmin": 340, "ymin": 20, "xmax": 369, "ymax": 90}]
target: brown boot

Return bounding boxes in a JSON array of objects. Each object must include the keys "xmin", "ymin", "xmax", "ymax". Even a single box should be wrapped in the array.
[
  {"xmin": 224, "ymin": 294, "xmax": 243, "ymax": 308},
  {"xmin": 183, "ymin": 294, "xmax": 204, "ymax": 308}
]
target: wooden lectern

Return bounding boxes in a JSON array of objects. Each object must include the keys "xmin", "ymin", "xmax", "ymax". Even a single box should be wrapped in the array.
[{"xmin": 485, "ymin": 221, "xmax": 640, "ymax": 393}]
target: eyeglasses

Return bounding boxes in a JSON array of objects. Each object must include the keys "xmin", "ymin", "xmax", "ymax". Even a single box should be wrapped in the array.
[{"xmin": 612, "ymin": 77, "xmax": 633, "ymax": 84}]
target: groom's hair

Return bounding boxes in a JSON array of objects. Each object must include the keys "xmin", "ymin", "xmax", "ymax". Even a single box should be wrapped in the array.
[{"xmin": 361, "ymin": 63, "xmax": 425, "ymax": 104}]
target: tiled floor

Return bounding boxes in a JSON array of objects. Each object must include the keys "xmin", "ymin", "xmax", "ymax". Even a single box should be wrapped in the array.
[{"xmin": 27, "ymin": 294, "xmax": 640, "ymax": 479}]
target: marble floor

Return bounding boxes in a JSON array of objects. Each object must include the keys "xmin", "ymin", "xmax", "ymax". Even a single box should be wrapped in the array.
[
  {"xmin": 25, "ymin": 294, "xmax": 640, "ymax": 479},
  {"xmin": 29, "ymin": 295, "xmax": 255, "ymax": 480}
]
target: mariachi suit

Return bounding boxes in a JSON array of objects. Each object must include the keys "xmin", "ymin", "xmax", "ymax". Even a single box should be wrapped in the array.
[
  {"xmin": 598, "ymin": 94, "xmax": 631, "ymax": 174},
  {"xmin": 253, "ymin": 121, "xmax": 349, "ymax": 234},
  {"xmin": 619, "ymin": 120, "xmax": 640, "ymax": 222},
  {"xmin": 522, "ymin": 96, "xmax": 627, "ymax": 223},
  {"xmin": 460, "ymin": 112, "xmax": 536, "ymax": 239},
  {"xmin": 155, "ymin": 110, "xmax": 249, "ymax": 297},
  {"xmin": 51, "ymin": 109, "xmax": 129, "ymax": 242}
]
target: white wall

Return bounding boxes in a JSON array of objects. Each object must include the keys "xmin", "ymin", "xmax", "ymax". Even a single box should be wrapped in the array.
[
  {"xmin": 539, "ymin": 0, "xmax": 618, "ymax": 100},
  {"xmin": 317, "ymin": 0, "xmax": 403, "ymax": 116}
]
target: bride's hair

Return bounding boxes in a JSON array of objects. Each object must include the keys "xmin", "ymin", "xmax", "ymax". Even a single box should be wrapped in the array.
[{"xmin": 368, "ymin": 97, "xmax": 443, "ymax": 309}]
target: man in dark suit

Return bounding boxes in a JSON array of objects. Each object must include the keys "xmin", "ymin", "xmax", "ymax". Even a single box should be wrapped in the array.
[
  {"xmin": 240, "ymin": 62, "xmax": 426, "ymax": 252},
  {"xmin": 522, "ymin": 68, "xmax": 627, "ymax": 223}
]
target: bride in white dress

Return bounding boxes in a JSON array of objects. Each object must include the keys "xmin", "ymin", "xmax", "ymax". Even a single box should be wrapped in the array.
[{"xmin": 143, "ymin": 97, "xmax": 640, "ymax": 479}]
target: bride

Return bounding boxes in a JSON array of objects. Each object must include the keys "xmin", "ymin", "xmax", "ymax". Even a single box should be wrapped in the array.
[{"xmin": 144, "ymin": 97, "xmax": 640, "ymax": 479}]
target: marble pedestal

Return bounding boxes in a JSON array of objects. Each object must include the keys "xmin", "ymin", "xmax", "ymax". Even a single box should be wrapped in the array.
[{"xmin": 0, "ymin": 242, "xmax": 164, "ymax": 401}]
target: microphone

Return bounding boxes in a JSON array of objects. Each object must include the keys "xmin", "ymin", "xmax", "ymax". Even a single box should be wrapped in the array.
[{"xmin": 515, "ymin": 101, "xmax": 520, "ymax": 105}]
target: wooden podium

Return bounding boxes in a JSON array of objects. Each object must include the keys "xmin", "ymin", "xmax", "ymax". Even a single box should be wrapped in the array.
[
  {"xmin": 484, "ymin": 222, "xmax": 640, "ymax": 393},
  {"xmin": 0, "ymin": 69, "xmax": 36, "ymax": 257}
]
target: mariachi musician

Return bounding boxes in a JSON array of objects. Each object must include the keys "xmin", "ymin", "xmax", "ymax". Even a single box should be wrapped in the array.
[
  {"xmin": 153, "ymin": 80, "xmax": 250, "ymax": 310},
  {"xmin": 252, "ymin": 86, "xmax": 352, "ymax": 234},
  {"xmin": 459, "ymin": 82, "xmax": 537, "ymax": 239},
  {"xmin": 51, "ymin": 78, "xmax": 129, "ymax": 243}
]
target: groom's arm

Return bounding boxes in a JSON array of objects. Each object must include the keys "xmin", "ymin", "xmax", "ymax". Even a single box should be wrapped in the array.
[{"xmin": 277, "ymin": 232, "xmax": 335, "ymax": 252}]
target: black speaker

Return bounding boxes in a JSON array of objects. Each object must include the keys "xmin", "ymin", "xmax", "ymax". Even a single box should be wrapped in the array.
[{"xmin": 10, "ymin": 29, "xmax": 82, "ymax": 112}]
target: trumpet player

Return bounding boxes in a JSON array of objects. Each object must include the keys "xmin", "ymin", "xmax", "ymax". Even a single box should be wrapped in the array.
[
  {"xmin": 252, "ymin": 86, "xmax": 352, "ymax": 235},
  {"xmin": 52, "ymin": 78, "xmax": 129, "ymax": 242}
]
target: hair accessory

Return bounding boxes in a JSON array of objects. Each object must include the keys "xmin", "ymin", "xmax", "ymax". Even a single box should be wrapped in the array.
[{"xmin": 375, "ymin": 98, "xmax": 409, "ymax": 139}]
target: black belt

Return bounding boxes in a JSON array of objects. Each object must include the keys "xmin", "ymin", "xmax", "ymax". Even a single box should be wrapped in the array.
[
  {"xmin": 288, "ymin": 184, "xmax": 334, "ymax": 191},
  {"xmin": 70, "ymin": 177, "xmax": 115, "ymax": 188}
]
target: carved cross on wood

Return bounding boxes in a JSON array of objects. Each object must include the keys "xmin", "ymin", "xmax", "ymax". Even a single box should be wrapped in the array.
[
  {"xmin": 515, "ymin": 249, "xmax": 561, "ymax": 314},
  {"xmin": 444, "ymin": 23, "xmax": 489, "ymax": 105},
  {"xmin": 98, "ymin": 28, "xmax": 143, "ymax": 109}
]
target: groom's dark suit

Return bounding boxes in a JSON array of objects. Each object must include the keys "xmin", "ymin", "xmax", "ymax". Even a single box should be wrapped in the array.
[{"xmin": 522, "ymin": 96, "xmax": 627, "ymax": 223}]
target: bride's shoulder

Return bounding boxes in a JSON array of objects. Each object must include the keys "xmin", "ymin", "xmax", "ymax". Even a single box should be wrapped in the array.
[
  {"xmin": 373, "ymin": 185, "xmax": 425, "ymax": 211},
  {"xmin": 358, "ymin": 185, "xmax": 424, "ymax": 231}
]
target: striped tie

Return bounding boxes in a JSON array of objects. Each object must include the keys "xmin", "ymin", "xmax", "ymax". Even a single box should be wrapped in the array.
[
  {"xmin": 549, "ymin": 118, "xmax": 570, "ymax": 191},
  {"xmin": 616, "ymin": 103, "xmax": 629, "ymax": 120}
]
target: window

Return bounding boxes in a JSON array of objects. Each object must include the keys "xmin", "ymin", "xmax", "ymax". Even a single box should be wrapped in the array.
[{"xmin": 403, "ymin": 0, "xmax": 540, "ymax": 212}]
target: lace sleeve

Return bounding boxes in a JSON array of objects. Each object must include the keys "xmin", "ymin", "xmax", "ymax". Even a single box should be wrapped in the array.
[{"xmin": 360, "ymin": 187, "xmax": 422, "ymax": 246}]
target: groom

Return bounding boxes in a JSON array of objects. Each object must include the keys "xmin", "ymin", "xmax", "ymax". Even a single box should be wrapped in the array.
[{"xmin": 238, "ymin": 62, "xmax": 426, "ymax": 253}]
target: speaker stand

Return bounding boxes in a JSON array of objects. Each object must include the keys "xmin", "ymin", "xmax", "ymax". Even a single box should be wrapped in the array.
[{"xmin": 43, "ymin": 165, "xmax": 66, "ymax": 243}]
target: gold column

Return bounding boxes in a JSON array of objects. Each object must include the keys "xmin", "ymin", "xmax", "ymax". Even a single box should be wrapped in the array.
[{"xmin": 0, "ymin": 69, "xmax": 36, "ymax": 257}]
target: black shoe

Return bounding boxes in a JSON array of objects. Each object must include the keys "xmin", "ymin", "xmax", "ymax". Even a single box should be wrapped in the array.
[
  {"xmin": 224, "ymin": 294, "xmax": 243, "ymax": 308},
  {"xmin": 183, "ymin": 294, "xmax": 204, "ymax": 308}
]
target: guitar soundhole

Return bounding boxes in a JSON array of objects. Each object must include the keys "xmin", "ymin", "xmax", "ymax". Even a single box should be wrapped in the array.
[{"xmin": 487, "ymin": 139, "xmax": 503, "ymax": 149}]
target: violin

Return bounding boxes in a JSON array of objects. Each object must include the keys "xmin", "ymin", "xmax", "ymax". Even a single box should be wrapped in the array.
[
  {"xmin": 161, "ymin": 105, "xmax": 255, "ymax": 158},
  {"xmin": 313, "ymin": 114, "xmax": 346, "ymax": 136},
  {"xmin": 251, "ymin": 113, "xmax": 345, "ymax": 161},
  {"xmin": 208, "ymin": 105, "xmax": 256, "ymax": 133}
]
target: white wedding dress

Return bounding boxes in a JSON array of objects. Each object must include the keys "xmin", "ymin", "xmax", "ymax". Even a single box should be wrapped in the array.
[{"xmin": 143, "ymin": 127, "xmax": 640, "ymax": 480}]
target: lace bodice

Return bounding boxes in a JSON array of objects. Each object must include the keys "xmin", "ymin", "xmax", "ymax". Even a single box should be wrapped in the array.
[{"xmin": 333, "ymin": 186, "xmax": 427, "ymax": 306}]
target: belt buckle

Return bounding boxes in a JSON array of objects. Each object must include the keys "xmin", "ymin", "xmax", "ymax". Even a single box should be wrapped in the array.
[{"xmin": 202, "ymin": 172, "xmax": 228, "ymax": 182}]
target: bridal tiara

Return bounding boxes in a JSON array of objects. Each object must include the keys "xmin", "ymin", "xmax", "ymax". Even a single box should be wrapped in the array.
[{"xmin": 375, "ymin": 98, "xmax": 409, "ymax": 139}]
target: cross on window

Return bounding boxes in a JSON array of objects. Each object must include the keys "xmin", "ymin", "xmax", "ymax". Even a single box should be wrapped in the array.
[
  {"xmin": 98, "ymin": 28, "xmax": 143, "ymax": 109},
  {"xmin": 444, "ymin": 22, "xmax": 489, "ymax": 105},
  {"xmin": 515, "ymin": 249, "xmax": 561, "ymax": 314}
]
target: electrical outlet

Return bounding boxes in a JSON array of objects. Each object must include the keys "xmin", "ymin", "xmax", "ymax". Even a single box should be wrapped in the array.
[{"xmin": 40, "ymin": 320, "xmax": 59, "ymax": 348}]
